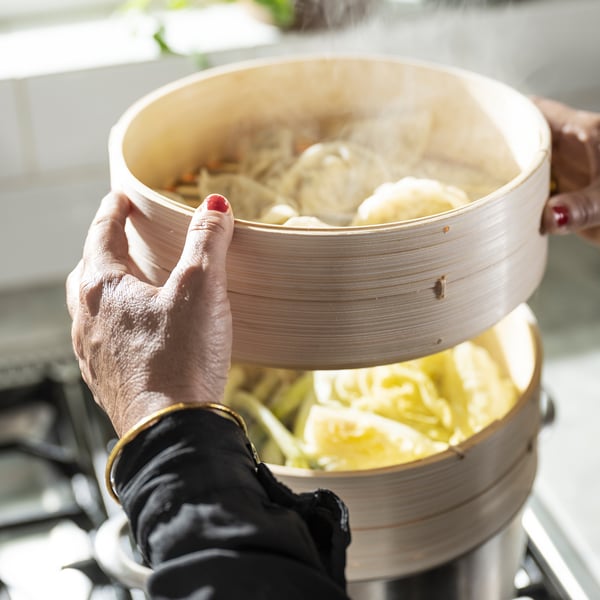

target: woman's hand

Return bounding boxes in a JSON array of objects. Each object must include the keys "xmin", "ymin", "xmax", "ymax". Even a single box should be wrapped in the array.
[
  {"xmin": 66, "ymin": 192, "xmax": 234, "ymax": 436},
  {"xmin": 534, "ymin": 97, "xmax": 600, "ymax": 244}
]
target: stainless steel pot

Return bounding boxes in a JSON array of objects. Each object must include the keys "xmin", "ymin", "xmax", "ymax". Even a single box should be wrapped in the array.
[
  {"xmin": 348, "ymin": 509, "xmax": 526, "ymax": 600},
  {"xmin": 94, "ymin": 506, "xmax": 526, "ymax": 600}
]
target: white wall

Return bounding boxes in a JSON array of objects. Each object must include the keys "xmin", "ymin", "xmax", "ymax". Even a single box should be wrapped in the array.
[{"xmin": 1, "ymin": 0, "xmax": 599, "ymax": 291}]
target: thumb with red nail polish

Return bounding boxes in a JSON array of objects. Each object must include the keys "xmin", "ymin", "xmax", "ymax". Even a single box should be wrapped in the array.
[
  {"xmin": 169, "ymin": 194, "xmax": 234, "ymax": 280},
  {"xmin": 542, "ymin": 181, "xmax": 600, "ymax": 244},
  {"xmin": 158, "ymin": 192, "xmax": 235, "ymax": 410},
  {"xmin": 204, "ymin": 193, "xmax": 230, "ymax": 214}
]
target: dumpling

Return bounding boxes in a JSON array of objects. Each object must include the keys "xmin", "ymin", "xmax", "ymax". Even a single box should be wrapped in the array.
[
  {"xmin": 277, "ymin": 142, "xmax": 391, "ymax": 225},
  {"xmin": 351, "ymin": 176, "xmax": 470, "ymax": 226},
  {"xmin": 283, "ymin": 216, "xmax": 331, "ymax": 228}
]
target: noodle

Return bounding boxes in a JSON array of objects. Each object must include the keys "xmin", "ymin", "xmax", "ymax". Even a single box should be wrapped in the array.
[{"xmin": 159, "ymin": 110, "xmax": 506, "ymax": 227}]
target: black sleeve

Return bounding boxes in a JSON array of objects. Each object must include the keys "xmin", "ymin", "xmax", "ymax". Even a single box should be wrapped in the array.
[{"xmin": 114, "ymin": 409, "xmax": 351, "ymax": 600}]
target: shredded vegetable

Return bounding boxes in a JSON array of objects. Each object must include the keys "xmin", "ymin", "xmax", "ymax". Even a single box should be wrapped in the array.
[{"xmin": 226, "ymin": 340, "xmax": 517, "ymax": 471}]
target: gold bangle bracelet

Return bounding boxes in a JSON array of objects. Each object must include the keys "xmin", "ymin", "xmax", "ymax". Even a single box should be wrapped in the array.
[{"xmin": 105, "ymin": 402, "xmax": 249, "ymax": 503}]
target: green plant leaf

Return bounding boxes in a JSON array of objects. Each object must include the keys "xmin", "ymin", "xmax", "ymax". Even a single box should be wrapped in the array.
[
  {"xmin": 152, "ymin": 22, "xmax": 177, "ymax": 54},
  {"xmin": 167, "ymin": 0, "xmax": 192, "ymax": 9},
  {"xmin": 191, "ymin": 51, "xmax": 210, "ymax": 70},
  {"xmin": 120, "ymin": 0, "xmax": 153, "ymax": 11},
  {"xmin": 252, "ymin": 0, "xmax": 295, "ymax": 27}
]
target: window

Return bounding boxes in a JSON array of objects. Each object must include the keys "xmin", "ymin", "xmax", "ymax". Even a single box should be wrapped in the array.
[{"xmin": 0, "ymin": 0, "xmax": 122, "ymax": 24}]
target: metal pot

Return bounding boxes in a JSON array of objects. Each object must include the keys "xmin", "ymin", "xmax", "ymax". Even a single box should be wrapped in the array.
[
  {"xmin": 348, "ymin": 509, "xmax": 526, "ymax": 600},
  {"xmin": 94, "ymin": 506, "xmax": 526, "ymax": 600}
]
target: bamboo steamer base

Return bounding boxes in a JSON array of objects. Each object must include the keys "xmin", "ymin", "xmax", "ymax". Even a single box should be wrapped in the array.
[
  {"xmin": 344, "ymin": 448, "xmax": 536, "ymax": 581},
  {"xmin": 92, "ymin": 305, "xmax": 542, "ymax": 587},
  {"xmin": 109, "ymin": 55, "xmax": 551, "ymax": 370},
  {"xmin": 269, "ymin": 304, "xmax": 542, "ymax": 581}
]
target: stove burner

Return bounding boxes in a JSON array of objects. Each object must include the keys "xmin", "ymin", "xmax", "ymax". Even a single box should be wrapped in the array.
[{"xmin": 0, "ymin": 359, "xmax": 127, "ymax": 598}]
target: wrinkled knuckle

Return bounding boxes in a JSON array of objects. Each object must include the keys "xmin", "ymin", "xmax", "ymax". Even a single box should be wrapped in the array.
[
  {"xmin": 570, "ymin": 192, "xmax": 600, "ymax": 228},
  {"xmin": 79, "ymin": 270, "xmax": 124, "ymax": 314},
  {"xmin": 189, "ymin": 216, "xmax": 228, "ymax": 239},
  {"xmin": 78, "ymin": 274, "xmax": 101, "ymax": 303},
  {"xmin": 93, "ymin": 213, "xmax": 121, "ymax": 234},
  {"xmin": 175, "ymin": 262, "xmax": 210, "ymax": 293},
  {"xmin": 185, "ymin": 220, "xmax": 228, "ymax": 262},
  {"xmin": 584, "ymin": 191, "xmax": 600, "ymax": 221}
]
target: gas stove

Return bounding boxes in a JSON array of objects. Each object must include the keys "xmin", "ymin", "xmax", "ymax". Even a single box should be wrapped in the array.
[
  {"xmin": 0, "ymin": 355, "xmax": 596, "ymax": 600},
  {"xmin": 0, "ymin": 355, "xmax": 137, "ymax": 599}
]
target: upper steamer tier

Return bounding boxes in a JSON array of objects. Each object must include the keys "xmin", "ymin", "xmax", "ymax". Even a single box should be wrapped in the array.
[{"xmin": 109, "ymin": 55, "xmax": 551, "ymax": 370}]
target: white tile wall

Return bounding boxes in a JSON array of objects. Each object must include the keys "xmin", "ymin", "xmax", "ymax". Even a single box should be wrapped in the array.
[
  {"xmin": 0, "ymin": 173, "xmax": 109, "ymax": 288},
  {"xmin": 0, "ymin": 79, "xmax": 27, "ymax": 178},
  {"xmin": 0, "ymin": 55, "xmax": 200, "ymax": 292},
  {"xmin": 26, "ymin": 56, "xmax": 197, "ymax": 173}
]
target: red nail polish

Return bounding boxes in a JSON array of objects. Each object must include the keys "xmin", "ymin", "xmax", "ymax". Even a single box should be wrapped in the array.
[
  {"xmin": 552, "ymin": 205, "xmax": 570, "ymax": 227},
  {"xmin": 205, "ymin": 194, "xmax": 229, "ymax": 213}
]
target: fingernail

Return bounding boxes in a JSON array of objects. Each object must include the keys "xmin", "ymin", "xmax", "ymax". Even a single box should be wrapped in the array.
[
  {"xmin": 204, "ymin": 194, "xmax": 229, "ymax": 213},
  {"xmin": 552, "ymin": 205, "xmax": 570, "ymax": 228}
]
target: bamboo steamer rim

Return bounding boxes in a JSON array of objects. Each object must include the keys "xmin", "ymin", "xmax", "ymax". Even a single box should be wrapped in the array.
[{"xmin": 110, "ymin": 53, "xmax": 551, "ymax": 234}]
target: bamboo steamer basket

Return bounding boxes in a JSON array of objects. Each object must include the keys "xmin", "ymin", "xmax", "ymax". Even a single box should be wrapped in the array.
[
  {"xmin": 109, "ymin": 55, "xmax": 551, "ymax": 370},
  {"xmin": 271, "ymin": 303, "xmax": 542, "ymax": 582}
]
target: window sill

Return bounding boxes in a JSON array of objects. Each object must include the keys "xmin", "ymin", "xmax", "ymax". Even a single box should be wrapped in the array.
[{"xmin": 0, "ymin": 4, "xmax": 282, "ymax": 80}]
